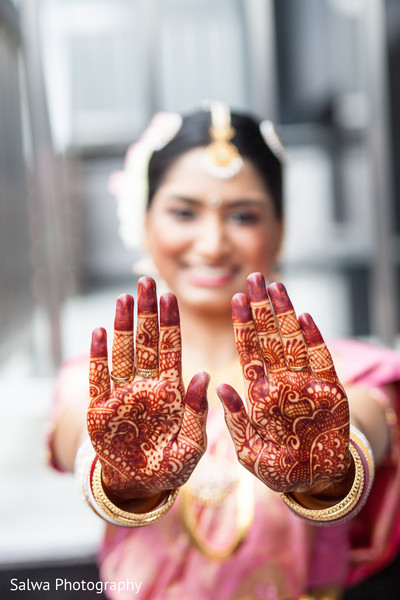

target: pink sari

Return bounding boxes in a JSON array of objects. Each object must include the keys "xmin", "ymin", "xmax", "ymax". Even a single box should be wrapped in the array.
[
  {"xmin": 96, "ymin": 340, "xmax": 400, "ymax": 599},
  {"xmin": 331, "ymin": 339, "xmax": 400, "ymax": 586}
]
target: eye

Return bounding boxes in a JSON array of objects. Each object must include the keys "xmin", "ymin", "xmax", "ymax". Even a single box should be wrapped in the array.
[
  {"xmin": 168, "ymin": 206, "xmax": 197, "ymax": 220},
  {"xmin": 229, "ymin": 211, "xmax": 260, "ymax": 225}
]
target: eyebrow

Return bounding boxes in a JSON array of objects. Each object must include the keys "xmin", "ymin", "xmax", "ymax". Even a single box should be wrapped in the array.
[{"xmin": 169, "ymin": 194, "xmax": 267, "ymax": 208}]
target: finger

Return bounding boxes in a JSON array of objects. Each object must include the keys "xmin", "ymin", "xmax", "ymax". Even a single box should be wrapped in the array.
[
  {"xmin": 299, "ymin": 313, "xmax": 338, "ymax": 381},
  {"xmin": 176, "ymin": 372, "xmax": 209, "ymax": 452},
  {"xmin": 159, "ymin": 292, "xmax": 182, "ymax": 380},
  {"xmin": 267, "ymin": 282, "xmax": 309, "ymax": 370},
  {"xmin": 185, "ymin": 371, "xmax": 209, "ymax": 414},
  {"xmin": 232, "ymin": 293, "xmax": 266, "ymax": 389},
  {"xmin": 112, "ymin": 294, "xmax": 134, "ymax": 380},
  {"xmin": 247, "ymin": 272, "xmax": 285, "ymax": 373},
  {"xmin": 217, "ymin": 382, "xmax": 244, "ymax": 413},
  {"xmin": 89, "ymin": 327, "xmax": 110, "ymax": 404},
  {"xmin": 136, "ymin": 277, "xmax": 159, "ymax": 374},
  {"xmin": 217, "ymin": 383, "xmax": 258, "ymax": 475}
]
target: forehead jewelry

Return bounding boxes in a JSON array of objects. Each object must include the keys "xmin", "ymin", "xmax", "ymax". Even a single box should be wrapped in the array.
[
  {"xmin": 207, "ymin": 195, "xmax": 222, "ymax": 209},
  {"xmin": 204, "ymin": 102, "xmax": 244, "ymax": 179}
]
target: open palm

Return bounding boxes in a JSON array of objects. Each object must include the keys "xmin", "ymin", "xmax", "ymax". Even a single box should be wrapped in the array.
[
  {"xmin": 88, "ymin": 277, "xmax": 209, "ymax": 500},
  {"xmin": 218, "ymin": 273, "xmax": 350, "ymax": 494}
]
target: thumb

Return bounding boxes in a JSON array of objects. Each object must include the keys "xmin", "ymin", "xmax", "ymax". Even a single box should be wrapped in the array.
[
  {"xmin": 217, "ymin": 383, "xmax": 252, "ymax": 459},
  {"xmin": 185, "ymin": 371, "xmax": 210, "ymax": 414},
  {"xmin": 217, "ymin": 382, "xmax": 244, "ymax": 414},
  {"xmin": 176, "ymin": 372, "xmax": 209, "ymax": 454}
]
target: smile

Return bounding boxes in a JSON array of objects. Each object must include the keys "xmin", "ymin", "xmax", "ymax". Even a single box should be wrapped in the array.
[{"xmin": 184, "ymin": 265, "xmax": 237, "ymax": 287}]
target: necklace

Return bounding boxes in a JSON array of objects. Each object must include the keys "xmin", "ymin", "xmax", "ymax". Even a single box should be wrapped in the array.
[
  {"xmin": 180, "ymin": 455, "xmax": 254, "ymax": 560},
  {"xmin": 180, "ymin": 359, "xmax": 255, "ymax": 559}
]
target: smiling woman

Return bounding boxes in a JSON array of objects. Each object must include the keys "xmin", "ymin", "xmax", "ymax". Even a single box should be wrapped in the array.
[
  {"xmin": 48, "ymin": 102, "xmax": 400, "ymax": 600},
  {"xmin": 146, "ymin": 147, "xmax": 283, "ymax": 317}
]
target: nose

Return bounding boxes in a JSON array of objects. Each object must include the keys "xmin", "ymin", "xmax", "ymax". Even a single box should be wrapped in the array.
[{"xmin": 194, "ymin": 213, "xmax": 230, "ymax": 259}]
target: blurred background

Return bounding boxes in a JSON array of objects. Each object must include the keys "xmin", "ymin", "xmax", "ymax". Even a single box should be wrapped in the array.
[{"xmin": 1, "ymin": 0, "xmax": 399, "ymax": 597}]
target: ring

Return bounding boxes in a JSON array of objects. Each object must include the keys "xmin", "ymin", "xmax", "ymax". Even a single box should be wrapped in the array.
[
  {"xmin": 110, "ymin": 370, "xmax": 135, "ymax": 384},
  {"xmin": 287, "ymin": 363, "xmax": 309, "ymax": 372},
  {"xmin": 136, "ymin": 367, "xmax": 159, "ymax": 378}
]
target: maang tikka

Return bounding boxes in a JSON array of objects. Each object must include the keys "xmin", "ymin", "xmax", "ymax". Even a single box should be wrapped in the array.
[{"xmin": 204, "ymin": 102, "xmax": 244, "ymax": 179}]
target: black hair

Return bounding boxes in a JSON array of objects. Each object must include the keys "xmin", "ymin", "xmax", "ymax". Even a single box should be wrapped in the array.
[{"xmin": 147, "ymin": 109, "xmax": 283, "ymax": 220}]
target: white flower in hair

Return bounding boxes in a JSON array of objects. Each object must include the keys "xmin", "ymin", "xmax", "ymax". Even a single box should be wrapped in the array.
[
  {"xmin": 259, "ymin": 120, "xmax": 288, "ymax": 163},
  {"xmin": 108, "ymin": 112, "xmax": 183, "ymax": 251}
]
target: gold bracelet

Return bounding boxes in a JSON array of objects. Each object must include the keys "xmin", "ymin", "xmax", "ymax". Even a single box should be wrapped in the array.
[
  {"xmin": 280, "ymin": 443, "xmax": 364, "ymax": 524},
  {"xmin": 91, "ymin": 460, "xmax": 179, "ymax": 527}
]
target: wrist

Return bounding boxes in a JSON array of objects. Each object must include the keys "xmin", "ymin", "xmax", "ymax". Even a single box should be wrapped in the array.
[
  {"xmin": 75, "ymin": 440, "xmax": 180, "ymax": 527},
  {"xmin": 292, "ymin": 456, "xmax": 355, "ymax": 510},
  {"xmin": 280, "ymin": 425, "xmax": 375, "ymax": 526},
  {"xmin": 101, "ymin": 481, "xmax": 169, "ymax": 514},
  {"xmin": 92, "ymin": 460, "xmax": 179, "ymax": 527}
]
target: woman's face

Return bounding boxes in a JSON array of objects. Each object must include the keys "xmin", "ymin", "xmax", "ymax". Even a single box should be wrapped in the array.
[{"xmin": 146, "ymin": 147, "xmax": 283, "ymax": 315}]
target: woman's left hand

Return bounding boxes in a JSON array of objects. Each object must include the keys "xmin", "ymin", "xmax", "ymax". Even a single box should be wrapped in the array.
[{"xmin": 218, "ymin": 272, "xmax": 351, "ymax": 494}]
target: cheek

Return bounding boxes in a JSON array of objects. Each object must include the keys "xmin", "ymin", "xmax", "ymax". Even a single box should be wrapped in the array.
[
  {"xmin": 234, "ymin": 226, "xmax": 277, "ymax": 269},
  {"xmin": 147, "ymin": 219, "xmax": 189, "ymax": 262},
  {"xmin": 151, "ymin": 235, "xmax": 179, "ymax": 265}
]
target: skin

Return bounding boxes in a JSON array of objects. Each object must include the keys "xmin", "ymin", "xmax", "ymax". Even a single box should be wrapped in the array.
[
  {"xmin": 146, "ymin": 149, "xmax": 282, "ymax": 319},
  {"xmin": 145, "ymin": 147, "xmax": 283, "ymax": 371},
  {"xmin": 54, "ymin": 144, "xmax": 390, "ymax": 512},
  {"xmin": 88, "ymin": 279, "xmax": 209, "ymax": 506},
  {"xmin": 218, "ymin": 274, "xmax": 351, "ymax": 495}
]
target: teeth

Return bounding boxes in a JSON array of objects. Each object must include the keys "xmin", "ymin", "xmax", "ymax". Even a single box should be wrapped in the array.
[{"xmin": 188, "ymin": 266, "xmax": 232, "ymax": 278}]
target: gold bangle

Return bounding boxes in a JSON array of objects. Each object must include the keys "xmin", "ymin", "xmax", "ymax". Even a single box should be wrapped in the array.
[
  {"xmin": 91, "ymin": 460, "xmax": 179, "ymax": 527},
  {"xmin": 280, "ymin": 443, "xmax": 364, "ymax": 523}
]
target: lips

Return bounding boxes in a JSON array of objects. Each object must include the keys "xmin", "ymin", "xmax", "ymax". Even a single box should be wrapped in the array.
[{"xmin": 184, "ymin": 265, "xmax": 237, "ymax": 287}]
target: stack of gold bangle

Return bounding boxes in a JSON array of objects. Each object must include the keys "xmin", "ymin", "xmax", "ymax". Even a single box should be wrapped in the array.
[
  {"xmin": 280, "ymin": 425, "xmax": 374, "ymax": 525},
  {"xmin": 91, "ymin": 460, "xmax": 179, "ymax": 527}
]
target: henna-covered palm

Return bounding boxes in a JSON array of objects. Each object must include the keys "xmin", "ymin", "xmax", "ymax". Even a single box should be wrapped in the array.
[
  {"xmin": 218, "ymin": 273, "xmax": 350, "ymax": 494},
  {"xmin": 88, "ymin": 277, "xmax": 209, "ymax": 499}
]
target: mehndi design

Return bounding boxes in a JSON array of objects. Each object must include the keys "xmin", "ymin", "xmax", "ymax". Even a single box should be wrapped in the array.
[
  {"xmin": 218, "ymin": 273, "xmax": 350, "ymax": 494},
  {"xmin": 88, "ymin": 277, "xmax": 209, "ymax": 500}
]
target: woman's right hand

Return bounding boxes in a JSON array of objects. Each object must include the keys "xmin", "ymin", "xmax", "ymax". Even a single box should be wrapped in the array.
[{"xmin": 88, "ymin": 277, "xmax": 209, "ymax": 502}]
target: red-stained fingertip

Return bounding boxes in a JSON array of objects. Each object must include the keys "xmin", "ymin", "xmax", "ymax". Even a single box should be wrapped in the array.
[
  {"xmin": 298, "ymin": 312, "xmax": 325, "ymax": 346},
  {"xmin": 90, "ymin": 327, "xmax": 108, "ymax": 358},
  {"xmin": 217, "ymin": 383, "xmax": 243, "ymax": 413},
  {"xmin": 114, "ymin": 294, "xmax": 134, "ymax": 331},
  {"xmin": 247, "ymin": 272, "xmax": 267, "ymax": 301},
  {"xmin": 267, "ymin": 281, "xmax": 293, "ymax": 314},
  {"xmin": 160, "ymin": 292, "xmax": 180, "ymax": 326},
  {"xmin": 186, "ymin": 371, "xmax": 210, "ymax": 413},
  {"xmin": 138, "ymin": 275, "xmax": 156, "ymax": 286},
  {"xmin": 137, "ymin": 276, "xmax": 157, "ymax": 313},
  {"xmin": 231, "ymin": 293, "xmax": 252, "ymax": 323}
]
